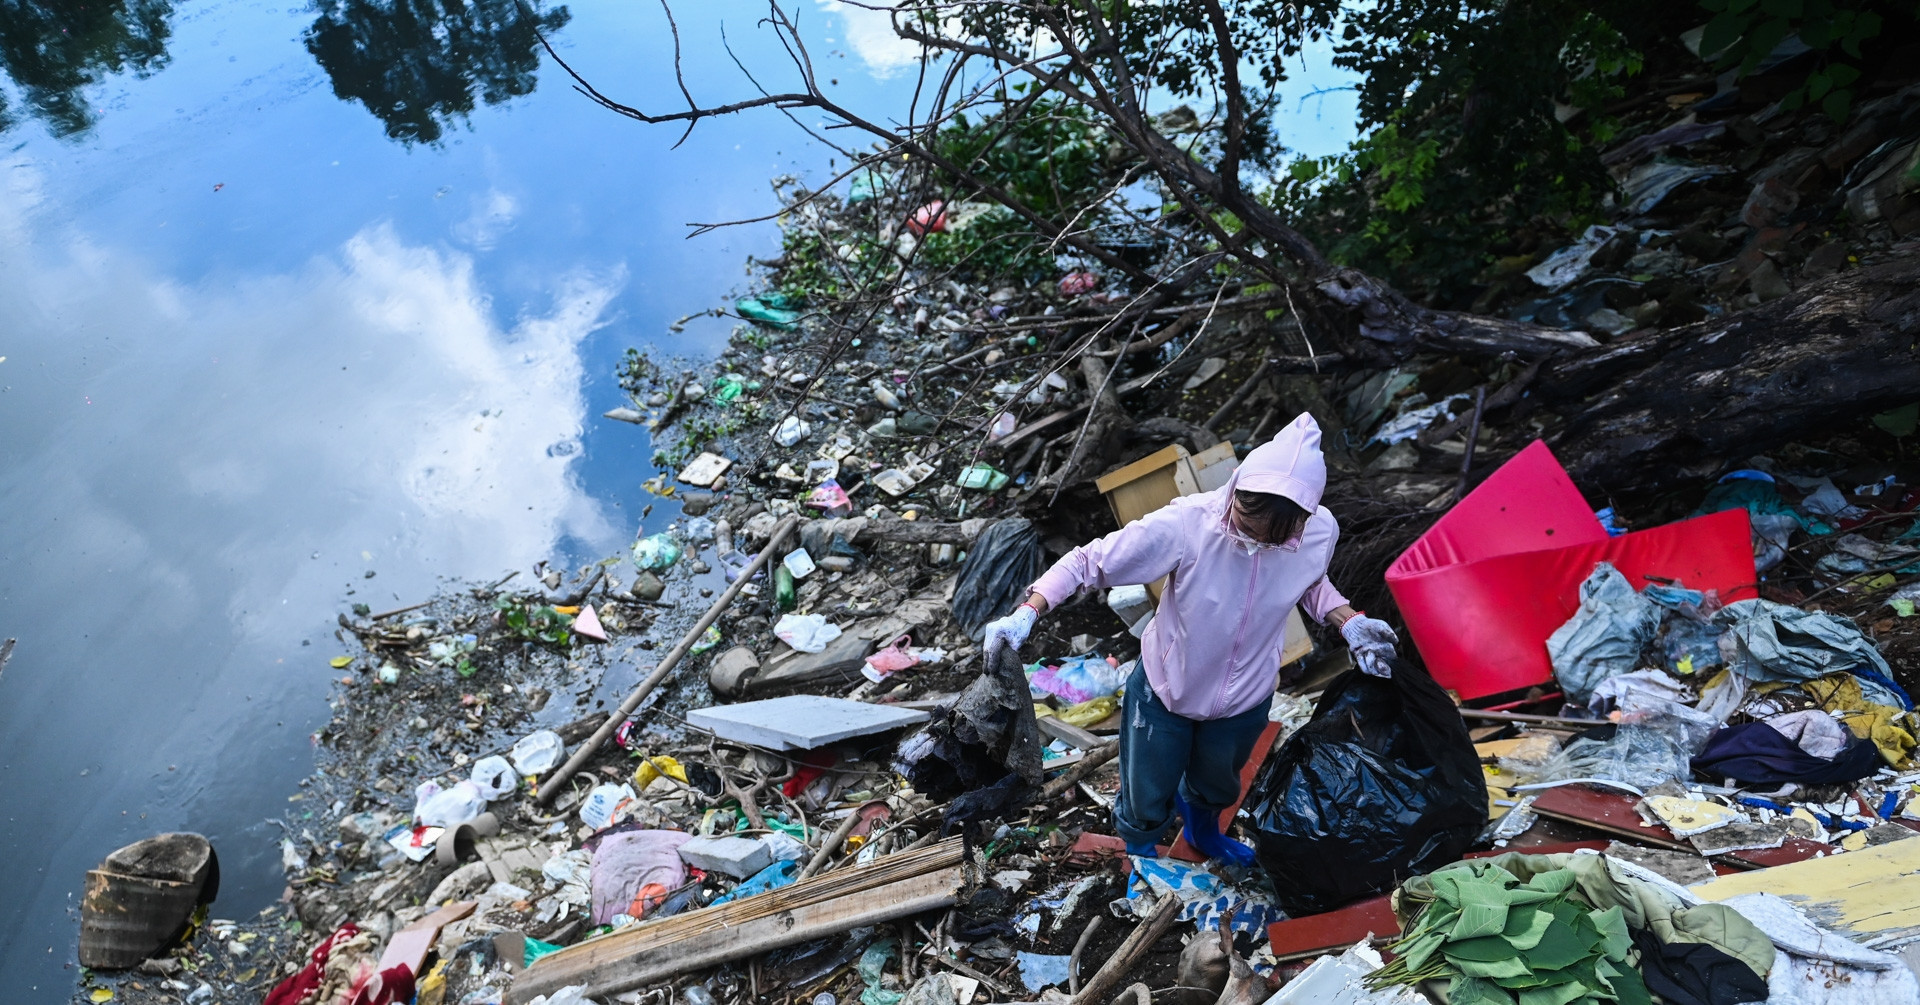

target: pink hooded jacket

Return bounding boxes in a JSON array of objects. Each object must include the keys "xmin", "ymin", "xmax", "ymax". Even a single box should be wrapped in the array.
[{"xmin": 1029, "ymin": 414, "xmax": 1348, "ymax": 720}]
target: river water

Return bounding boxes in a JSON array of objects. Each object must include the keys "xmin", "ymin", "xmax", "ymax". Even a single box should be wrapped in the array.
[{"xmin": 0, "ymin": 2, "xmax": 1355, "ymax": 994}]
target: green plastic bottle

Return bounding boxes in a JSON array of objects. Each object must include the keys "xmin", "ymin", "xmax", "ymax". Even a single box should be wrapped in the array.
[{"xmin": 774, "ymin": 564, "xmax": 797, "ymax": 611}]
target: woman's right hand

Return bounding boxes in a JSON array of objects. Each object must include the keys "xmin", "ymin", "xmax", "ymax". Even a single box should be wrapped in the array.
[{"xmin": 982, "ymin": 603, "xmax": 1038, "ymax": 655}]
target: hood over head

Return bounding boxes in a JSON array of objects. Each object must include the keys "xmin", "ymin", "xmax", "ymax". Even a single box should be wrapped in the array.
[{"xmin": 1231, "ymin": 413, "xmax": 1327, "ymax": 512}]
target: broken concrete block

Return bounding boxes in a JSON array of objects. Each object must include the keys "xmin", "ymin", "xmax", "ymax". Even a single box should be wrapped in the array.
[
  {"xmin": 686, "ymin": 694, "xmax": 930, "ymax": 751},
  {"xmin": 677, "ymin": 834, "xmax": 773, "ymax": 878}
]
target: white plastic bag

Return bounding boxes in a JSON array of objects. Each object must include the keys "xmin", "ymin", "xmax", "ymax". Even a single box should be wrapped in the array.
[
  {"xmin": 580, "ymin": 782, "xmax": 638, "ymax": 830},
  {"xmin": 774, "ymin": 613, "xmax": 843, "ymax": 653},
  {"xmin": 510, "ymin": 729, "xmax": 565, "ymax": 775},
  {"xmin": 415, "ymin": 780, "xmax": 488, "ymax": 828},
  {"xmin": 470, "ymin": 756, "xmax": 518, "ymax": 799}
]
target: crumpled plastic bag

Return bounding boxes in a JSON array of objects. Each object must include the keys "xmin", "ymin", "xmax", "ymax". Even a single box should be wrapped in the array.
[
  {"xmin": 469, "ymin": 755, "xmax": 518, "ymax": 799},
  {"xmin": 1714, "ymin": 598, "xmax": 1911, "ymax": 709},
  {"xmin": 510, "ymin": 729, "xmax": 565, "ymax": 775},
  {"xmin": 415, "ymin": 779, "xmax": 488, "ymax": 828},
  {"xmin": 1548, "ymin": 562, "xmax": 1663, "ymax": 703},
  {"xmin": 774, "ymin": 613, "xmax": 843, "ymax": 653},
  {"xmin": 632, "ymin": 533, "xmax": 683, "ymax": 571},
  {"xmin": 1028, "ymin": 655, "xmax": 1128, "ymax": 704},
  {"xmin": 949, "ymin": 517, "xmax": 1044, "ymax": 638}
]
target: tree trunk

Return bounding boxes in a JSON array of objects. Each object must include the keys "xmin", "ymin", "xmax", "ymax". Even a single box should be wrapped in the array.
[{"xmin": 1541, "ymin": 251, "xmax": 1920, "ymax": 492}]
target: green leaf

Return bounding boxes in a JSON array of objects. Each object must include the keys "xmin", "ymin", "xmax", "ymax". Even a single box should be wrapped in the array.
[
  {"xmin": 1605, "ymin": 963, "xmax": 1653, "ymax": 1005},
  {"xmin": 1828, "ymin": 63, "xmax": 1861, "ymax": 87},
  {"xmin": 1760, "ymin": 0, "xmax": 1802, "ymax": 16},
  {"xmin": 1446, "ymin": 936, "xmax": 1524, "ymax": 962},
  {"xmin": 1873, "ymin": 403, "xmax": 1919, "ymax": 438},
  {"xmin": 1807, "ymin": 70, "xmax": 1832, "ymax": 99},
  {"xmin": 1455, "ymin": 955, "xmax": 1535, "ymax": 980},
  {"xmin": 1504, "ymin": 904, "xmax": 1556, "ymax": 950},
  {"xmin": 1449, "ymin": 977, "xmax": 1519, "ymax": 1005},
  {"xmin": 1399, "ymin": 930, "xmax": 1450, "ymax": 973},
  {"xmin": 1781, "ymin": 88, "xmax": 1808, "ymax": 110},
  {"xmin": 1518, "ymin": 920, "xmax": 1589, "ymax": 971},
  {"xmin": 1451, "ymin": 900, "xmax": 1512, "ymax": 939},
  {"xmin": 1589, "ymin": 906, "xmax": 1631, "ymax": 962},
  {"xmin": 1823, "ymin": 88, "xmax": 1853, "ymax": 122},
  {"xmin": 1517, "ymin": 984, "xmax": 1588, "ymax": 1005}
]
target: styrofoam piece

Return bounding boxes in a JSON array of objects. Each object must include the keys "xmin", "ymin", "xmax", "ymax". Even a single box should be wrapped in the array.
[
  {"xmin": 686, "ymin": 694, "xmax": 930, "ymax": 751},
  {"xmin": 1271, "ymin": 943, "xmax": 1424, "ymax": 1004},
  {"xmin": 677, "ymin": 835, "xmax": 774, "ymax": 879}
]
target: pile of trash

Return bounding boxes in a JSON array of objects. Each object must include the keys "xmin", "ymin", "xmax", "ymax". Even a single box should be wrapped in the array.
[{"xmin": 73, "ymin": 26, "xmax": 1920, "ymax": 1005}]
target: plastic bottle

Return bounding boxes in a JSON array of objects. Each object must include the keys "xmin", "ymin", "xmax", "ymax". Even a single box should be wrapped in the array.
[
  {"xmin": 774, "ymin": 564, "xmax": 797, "ymax": 611},
  {"xmin": 682, "ymin": 987, "xmax": 717, "ymax": 1005}
]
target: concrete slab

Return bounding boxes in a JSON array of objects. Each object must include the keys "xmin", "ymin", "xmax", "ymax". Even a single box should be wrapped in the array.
[
  {"xmin": 678, "ymin": 835, "xmax": 774, "ymax": 878},
  {"xmin": 686, "ymin": 694, "xmax": 930, "ymax": 750}
]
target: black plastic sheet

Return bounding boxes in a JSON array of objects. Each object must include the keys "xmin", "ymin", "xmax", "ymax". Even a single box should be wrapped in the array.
[
  {"xmin": 1243, "ymin": 658, "xmax": 1486, "ymax": 916},
  {"xmin": 950, "ymin": 517, "xmax": 1044, "ymax": 638}
]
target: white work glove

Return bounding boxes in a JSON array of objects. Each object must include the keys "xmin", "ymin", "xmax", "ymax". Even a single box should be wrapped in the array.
[
  {"xmin": 982, "ymin": 604, "xmax": 1038, "ymax": 656},
  {"xmin": 1341, "ymin": 615, "xmax": 1398, "ymax": 678}
]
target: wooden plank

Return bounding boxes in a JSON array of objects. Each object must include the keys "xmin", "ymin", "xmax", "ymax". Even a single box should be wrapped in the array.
[
  {"xmin": 1529, "ymin": 786, "xmax": 1837, "ymax": 868},
  {"xmin": 1037, "ymin": 714, "xmax": 1105, "ymax": 751},
  {"xmin": 1529, "ymin": 786, "xmax": 1690, "ymax": 850},
  {"xmin": 1691, "ymin": 837, "xmax": 1920, "ymax": 943},
  {"xmin": 1268, "ymin": 895, "xmax": 1399, "ymax": 962},
  {"xmin": 509, "ymin": 851, "xmax": 967, "ymax": 1003}
]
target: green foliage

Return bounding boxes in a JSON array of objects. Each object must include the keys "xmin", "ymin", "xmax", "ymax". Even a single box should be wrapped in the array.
[
  {"xmin": 917, "ymin": 205, "xmax": 1059, "ymax": 282},
  {"xmin": 494, "ymin": 596, "xmax": 571, "ymax": 646},
  {"xmin": 929, "ymin": 97, "xmax": 1116, "ymax": 218},
  {"xmin": 1697, "ymin": 0, "xmax": 1900, "ymax": 122},
  {"xmin": 774, "ymin": 227, "xmax": 892, "ymax": 302},
  {"xmin": 1270, "ymin": 2, "xmax": 1656, "ymax": 305}
]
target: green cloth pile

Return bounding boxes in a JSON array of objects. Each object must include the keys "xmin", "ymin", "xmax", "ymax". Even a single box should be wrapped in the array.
[{"xmin": 1365, "ymin": 853, "xmax": 1772, "ymax": 1005}]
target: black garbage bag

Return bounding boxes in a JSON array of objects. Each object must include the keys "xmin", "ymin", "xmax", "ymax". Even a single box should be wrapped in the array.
[
  {"xmin": 950, "ymin": 517, "xmax": 1045, "ymax": 638},
  {"xmin": 893, "ymin": 640, "xmax": 1043, "ymax": 829},
  {"xmin": 1243, "ymin": 658, "xmax": 1486, "ymax": 916}
]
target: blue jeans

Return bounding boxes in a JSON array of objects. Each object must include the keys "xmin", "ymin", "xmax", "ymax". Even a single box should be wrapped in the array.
[{"xmin": 1112, "ymin": 662, "xmax": 1273, "ymax": 848}]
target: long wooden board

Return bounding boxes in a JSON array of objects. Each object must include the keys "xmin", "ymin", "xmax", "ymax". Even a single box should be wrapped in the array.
[
  {"xmin": 1690, "ymin": 837, "xmax": 1920, "ymax": 944},
  {"xmin": 508, "ymin": 839, "xmax": 966, "ymax": 1003}
]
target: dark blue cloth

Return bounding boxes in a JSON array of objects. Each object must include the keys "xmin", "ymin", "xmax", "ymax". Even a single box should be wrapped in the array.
[
  {"xmin": 1691, "ymin": 720, "xmax": 1884, "ymax": 786},
  {"xmin": 1113, "ymin": 661, "xmax": 1272, "ymax": 847}
]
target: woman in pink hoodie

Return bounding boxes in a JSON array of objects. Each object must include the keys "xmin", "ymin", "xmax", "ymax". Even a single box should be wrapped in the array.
[{"xmin": 983, "ymin": 413, "xmax": 1398, "ymax": 863}]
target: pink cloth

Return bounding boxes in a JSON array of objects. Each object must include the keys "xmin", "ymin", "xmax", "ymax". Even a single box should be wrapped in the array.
[{"xmin": 1030, "ymin": 414, "xmax": 1348, "ymax": 720}]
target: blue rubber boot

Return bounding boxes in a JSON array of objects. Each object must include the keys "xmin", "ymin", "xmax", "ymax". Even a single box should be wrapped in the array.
[
  {"xmin": 1124, "ymin": 839, "xmax": 1162, "ymax": 858},
  {"xmin": 1176, "ymin": 793, "xmax": 1257, "ymax": 868}
]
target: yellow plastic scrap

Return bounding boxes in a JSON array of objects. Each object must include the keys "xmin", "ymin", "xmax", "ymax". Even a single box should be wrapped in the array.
[
  {"xmin": 416, "ymin": 959, "xmax": 450, "ymax": 1005},
  {"xmin": 1800, "ymin": 673, "xmax": 1918, "ymax": 768},
  {"xmin": 1032, "ymin": 703, "xmax": 1057, "ymax": 719},
  {"xmin": 329, "ymin": 655, "xmax": 354, "ymax": 668},
  {"xmin": 89, "ymin": 990, "xmax": 113, "ymax": 1004},
  {"xmin": 1053, "ymin": 695, "xmax": 1119, "ymax": 728},
  {"xmin": 633, "ymin": 755, "xmax": 689, "ymax": 790}
]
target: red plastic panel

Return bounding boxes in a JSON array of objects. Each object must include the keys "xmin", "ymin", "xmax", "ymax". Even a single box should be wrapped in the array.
[{"xmin": 1388, "ymin": 443, "xmax": 1758, "ymax": 700}]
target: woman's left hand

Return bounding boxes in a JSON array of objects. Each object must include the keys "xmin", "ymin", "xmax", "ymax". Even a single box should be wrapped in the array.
[{"xmin": 1340, "ymin": 615, "xmax": 1399, "ymax": 678}]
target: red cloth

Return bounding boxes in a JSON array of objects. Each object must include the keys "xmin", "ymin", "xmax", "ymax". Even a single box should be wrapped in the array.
[
  {"xmin": 1387, "ymin": 441, "xmax": 1757, "ymax": 700},
  {"xmin": 263, "ymin": 922, "xmax": 416, "ymax": 1005}
]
